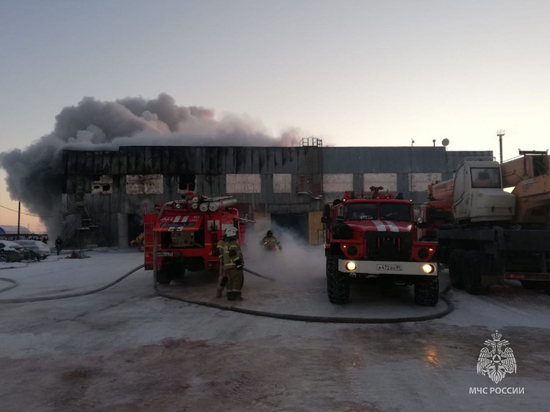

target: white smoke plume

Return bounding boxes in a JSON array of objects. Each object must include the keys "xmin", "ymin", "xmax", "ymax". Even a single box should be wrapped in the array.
[
  {"xmin": 243, "ymin": 222, "xmax": 326, "ymax": 285},
  {"xmin": 0, "ymin": 93, "xmax": 302, "ymax": 233}
]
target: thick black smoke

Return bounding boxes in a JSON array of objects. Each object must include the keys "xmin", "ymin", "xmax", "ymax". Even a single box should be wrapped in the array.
[{"xmin": 0, "ymin": 93, "xmax": 301, "ymax": 233}]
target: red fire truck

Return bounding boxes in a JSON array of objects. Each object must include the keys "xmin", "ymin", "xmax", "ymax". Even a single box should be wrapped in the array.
[
  {"xmin": 144, "ymin": 192, "xmax": 246, "ymax": 284},
  {"xmin": 322, "ymin": 187, "xmax": 440, "ymax": 306}
]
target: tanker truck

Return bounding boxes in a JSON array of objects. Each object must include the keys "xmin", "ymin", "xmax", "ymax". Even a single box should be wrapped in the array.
[{"xmin": 419, "ymin": 151, "xmax": 550, "ymax": 294}]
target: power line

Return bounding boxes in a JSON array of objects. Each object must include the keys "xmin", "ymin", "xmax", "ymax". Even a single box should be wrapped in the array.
[{"xmin": 0, "ymin": 204, "xmax": 59, "ymax": 218}]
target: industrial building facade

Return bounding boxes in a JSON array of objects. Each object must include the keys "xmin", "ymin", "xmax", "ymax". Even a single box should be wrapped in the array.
[{"xmin": 61, "ymin": 146, "xmax": 492, "ymax": 247}]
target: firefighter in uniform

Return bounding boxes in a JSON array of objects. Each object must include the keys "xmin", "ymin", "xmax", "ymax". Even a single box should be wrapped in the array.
[
  {"xmin": 260, "ymin": 230, "xmax": 282, "ymax": 251},
  {"xmin": 55, "ymin": 236, "xmax": 63, "ymax": 255},
  {"xmin": 221, "ymin": 226, "xmax": 245, "ymax": 301},
  {"xmin": 216, "ymin": 232, "xmax": 228, "ymax": 298}
]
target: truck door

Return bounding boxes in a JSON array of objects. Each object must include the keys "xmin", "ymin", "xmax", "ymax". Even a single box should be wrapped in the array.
[{"xmin": 453, "ymin": 164, "xmax": 468, "ymax": 221}]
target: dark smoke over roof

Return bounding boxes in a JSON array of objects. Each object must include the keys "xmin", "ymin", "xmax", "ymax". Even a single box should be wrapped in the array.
[{"xmin": 0, "ymin": 93, "xmax": 301, "ymax": 231}]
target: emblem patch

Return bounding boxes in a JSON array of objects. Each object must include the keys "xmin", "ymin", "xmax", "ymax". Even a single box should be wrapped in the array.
[{"xmin": 477, "ymin": 330, "xmax": 517, "ymax": 384}]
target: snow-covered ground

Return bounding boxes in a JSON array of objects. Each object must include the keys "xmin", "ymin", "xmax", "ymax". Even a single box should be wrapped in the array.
[{"xmin": 0, "ymin": 250, "xmax": 548, "ymax": 411}]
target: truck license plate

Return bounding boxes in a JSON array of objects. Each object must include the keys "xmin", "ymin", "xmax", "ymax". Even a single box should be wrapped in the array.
[
  {"xmin": 376, "ymin": 264, "xmax": 403, "ymax": 272},
  {"xmin": 156, "ymin": 252, "xmax": 173, "ymax": 257}
]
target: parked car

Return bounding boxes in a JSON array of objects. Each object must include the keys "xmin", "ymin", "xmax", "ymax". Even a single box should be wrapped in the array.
[
  {"xmin": 14, "ymin": 240, "xmax": 51, "ymax": 260},
  {"xmin": 1, "ymin": 240, "xmax": 32, "ymax": 260},
  {"xmin": 0, "ymin": 242, "xmax": 24, "ymax": 262}
]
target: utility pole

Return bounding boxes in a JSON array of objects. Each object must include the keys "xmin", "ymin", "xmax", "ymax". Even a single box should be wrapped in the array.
[
  {"xmin": 410, "ymin": 144, "xmax": 414, "ymax": 201},
  {"xmin": 497, "ymin": 130, "xmax": 505, "ymax": 163},
  {"xmin": 17, "ymin": 201, "xmax": 21, "ymax": 239}
]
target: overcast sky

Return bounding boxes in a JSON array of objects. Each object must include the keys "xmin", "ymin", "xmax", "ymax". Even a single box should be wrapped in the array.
[{"xmin": 0, "ymin": 0, "xmax": 549, "ymax": 229}]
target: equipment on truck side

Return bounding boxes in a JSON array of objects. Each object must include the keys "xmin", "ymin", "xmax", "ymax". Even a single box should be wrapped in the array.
[
  {"xmin": 420, "ymin": 152, "xmax": 550, "ymax": 294},
  {"xmin": 322, "ymin": 187, "xmax": 440, "ymax": 306},
  {"xmin": 143, "ymin": 192, "xmax": 247, "ymax": 285}
]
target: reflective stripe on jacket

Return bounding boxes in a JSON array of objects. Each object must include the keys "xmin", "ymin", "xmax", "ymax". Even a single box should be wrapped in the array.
[
  {"xmin": 222, "ymin": 239, "xmax": 242, "ymax": 268},
  {"xmin": 261, "ymin": 236, "xmax": 281, "ymax": 249},
  {"xmin": 217, "ymin": 239, "xmax": 226, "ymax": 265}
]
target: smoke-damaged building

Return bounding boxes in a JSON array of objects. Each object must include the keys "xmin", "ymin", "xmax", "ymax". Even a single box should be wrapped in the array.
[{"xmin": 61, "ymin": 145, "xmax": 492, "ymax": 246}]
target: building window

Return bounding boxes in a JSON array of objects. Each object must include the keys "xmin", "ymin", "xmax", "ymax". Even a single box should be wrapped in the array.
[
  {"xmin": 363, "ymin": 174, "xmax": 397, "ymax": 192},
  {"xmin": 92, "ymin": 175, "xmax": 113, "ymax": 194},
  {"xmin": 323, "ymin": 174, "xmax": 353, "ymax": 193},
  {"xmin": 126, "ymin": 175, "xmax": 164, "ymax": 194},
  {"xmin": 273, "ymin": 174, "xmax": 291, "ymax": 193},
  {"xmin": 179, "ymin": 173, "xmax": 196, "ymax": 191},
  {"xmin": 411, "ymin": 173, "xmax": 442, "ymax": 192},
  {"xmin": 226, "ymin": 174, "xmax": 261, "ymax": 193}
]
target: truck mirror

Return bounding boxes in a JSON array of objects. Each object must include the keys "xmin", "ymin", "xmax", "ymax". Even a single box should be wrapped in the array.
[
  {"xmin": 322, "ymin": 203, "xmax": 331, "ymax": 224},
  {"xmin": 416, "ymin": 217, "xmax": 428, "ymax": 228}
]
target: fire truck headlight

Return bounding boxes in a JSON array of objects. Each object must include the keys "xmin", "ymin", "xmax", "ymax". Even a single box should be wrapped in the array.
[
  {"xmin": 422, "ymin": 264, "xmax": 435, "ymax": 274},
  {"xmin": 345, "ymin": 261, "xmax": 357, "ymax": 271}
]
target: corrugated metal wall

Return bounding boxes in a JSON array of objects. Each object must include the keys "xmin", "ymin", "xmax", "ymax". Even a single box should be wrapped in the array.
[{"xmin": 62, "ymin": 146, "xmax": 492, "ymax": 245}]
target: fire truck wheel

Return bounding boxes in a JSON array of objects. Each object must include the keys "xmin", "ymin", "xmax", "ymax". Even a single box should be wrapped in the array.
[
  {"xmin": 520, "ymin": 280, "xmax": 543, "ymax": 290},
  {"xmin": 326, "ymin": 256, "xmax": 350, "ymax": 304},
  {"xmin": 414, "ymin": 275, "xmax": 439, "ymax": 306},
  {"xmin": 170, "ymin": 267, "xmax": 186, "ymax": 282},
  {"xmin": 463, "ymin": 250, "xmax": 487, "ymax": 295},
  {"xmin": 156, "ymin": 269, "xmax": 171, "ymax": 285},
  {"xmin": 449, "ymin": 249, "xmax": 466, "ymax": 289}
]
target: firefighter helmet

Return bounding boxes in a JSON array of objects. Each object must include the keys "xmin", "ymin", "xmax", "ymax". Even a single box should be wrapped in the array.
[
  {"xmin": 224, "ymin": 226, "xmax": 238, "ymax": 238},
  {"xmin": 266, "ymin": 230, "xmax": 273, "ymax": 237}
]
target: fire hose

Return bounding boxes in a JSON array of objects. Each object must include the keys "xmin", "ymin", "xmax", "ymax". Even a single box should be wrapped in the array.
[
  {"xmin": 151, "ymin": 235, "xmax": 455, "ymax": 324},
  {"xmin": 242, "ymin": 268, "xmax": 276, "ymax": 282},
  {"xmin": 154, "ymin": 279, "xmax": 454, "ymax": 324},
  {"xmin": 0, "ymin": 247, "xmax": 454, "ymax": 323},
  {"xmin": 0, "ymin": 265, "xmax": 144, "ymax": 304}
]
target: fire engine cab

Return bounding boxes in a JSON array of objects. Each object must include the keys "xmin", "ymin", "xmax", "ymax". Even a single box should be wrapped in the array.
[
  {"xmin": 322, "ymin": 187, "xmax": 439, "ymax": 306},
  {"xmin": 144, "ymin": 192, "xmax": 246, "ymax": 284}
]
